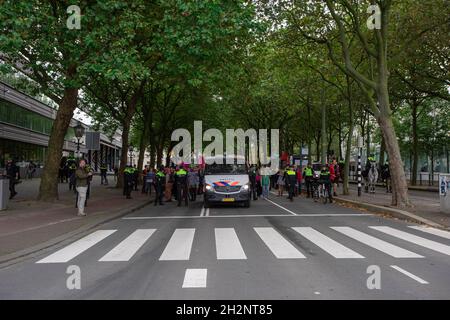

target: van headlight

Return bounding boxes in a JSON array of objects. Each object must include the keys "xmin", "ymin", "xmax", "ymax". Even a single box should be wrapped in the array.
[
  {"xmin": 241, "ymin": 184, "xmax": 250, "ymax": 191},
  {"xmin": 205, "ymin": 184, "xmax": 213, "ymax": 191}
]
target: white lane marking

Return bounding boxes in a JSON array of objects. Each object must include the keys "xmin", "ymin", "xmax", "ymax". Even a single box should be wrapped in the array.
[
  {"xmin": 390, "ymin": 265, "xmax": 429, "ymax": 284},
  {"xmin": 36, "ymin": 230, "xmax": 116, "ymax": 263},
  {"xmin": 200, "ymin": 207, "xmax": 205, "ymax": 217},
  {"xmin": 205, "ymin": 208, "xmax": 210, "ymax": 216},
  {"xmin": 215, "ymin": 228, "xmax": 247, "ymax": 260},
  {"xmin": 331, "ymin": 227, "xmax": 423, "ymax": 258},
  {"xmin": 1, "ymin": 217, "xmax": 80, "ymax": 237},
  {"xmin": 159, "ymin": 228, "xmax": 195, "ymax": 261},
  {"xmin": 408, "ymin": 226, "xmax": 450, "ymax": 240},
  {"xmin": 370, "ymin": 226, "xmax": 450, "ymax": 256},
  {"xmin": 123, "ymin": 213, "xmax": 373, "ymax": 219},
  {"xmin": 99, "ymin": 229, "xmax": 156, "ymax": 262},
  {"xmin": 292, "ymin": 227, "xmax": 364, "ymax": 259},
  {"xmin": 263, "ymin": 198, "xmax": 298, "ymax": 215},
  {"xmin": 254, "ymin": 227, "xmax": 305, "ymax": 259},
  {"xmin": 182, "ymin": 269, "xmax": 207, "ymax": 288}
]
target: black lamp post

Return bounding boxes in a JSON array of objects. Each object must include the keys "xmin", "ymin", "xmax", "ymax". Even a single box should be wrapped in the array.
[
  {"xmin": 74, "ymin": 122, "xmax": 85, "ymax": 158},
  {"xmin": 128, "ymin": 145, "xmax": 134, "ymax": 166}
]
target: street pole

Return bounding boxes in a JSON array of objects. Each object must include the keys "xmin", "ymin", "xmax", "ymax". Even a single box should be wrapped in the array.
[
  {"xmin": 76, "ymin": 138, "xmax": 80, "ymax": 159},
  {"xmin": 358, "ymin": 136, "xmax": 363, "ymax": 197},
  {"xmin": 321, "ymin": 87, "xmax": 327, "ymax": 165}
]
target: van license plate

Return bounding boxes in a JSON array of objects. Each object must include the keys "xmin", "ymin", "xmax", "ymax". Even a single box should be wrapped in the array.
[{"xmin": 222, "ymin": 198, "xmax": 235, "ymax": 202}]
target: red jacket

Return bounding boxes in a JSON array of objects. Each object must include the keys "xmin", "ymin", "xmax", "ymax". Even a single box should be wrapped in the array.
[{"xmin": 329, "ymin": 165, "xmax": 336, "ymax": 181}]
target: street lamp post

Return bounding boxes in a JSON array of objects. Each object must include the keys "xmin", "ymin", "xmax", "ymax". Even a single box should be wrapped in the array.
[
  {"xmin": 357, "ymin": 136, "xmax": 363, "ymax": 197},
  {"xmin": 128, "ymin": 145, "xmax": 134, "ymax": 166},
  {"xmin": 74, "ymin": 122, "xmax": 85, "ymax": 159}
]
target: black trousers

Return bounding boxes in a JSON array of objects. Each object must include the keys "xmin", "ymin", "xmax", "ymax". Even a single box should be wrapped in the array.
[
  {"xmin": 177, "ymin": 183, "xmax": 188, "ymax": 206},
  {"xmin": 305, "ymin": 178, "xmax": 313, "ymax": 197},
  {"xmin": 250, "ymin": 182, "xmax": 257, "ymax": 200},
  {"xmin": 124, "ymin": 183, "xmax": 132, "ymax": 198},
  {"xmin": 101, "ymin": 172, "xmax": 108, "ymax": 185},
  {"xmin": 154, "ymin": 184, "xmax": 164, "ymax": 205},
  {"xmin": 189, "ymin": 186, "xmax": 197, "ymax": 201},
  {"xmin": 288, "ymin": 184, "xmax": 295, "ymax": 199},
  {"xmin": 8, "ymin": 178, "xmax": 16, "ymax": 197}
]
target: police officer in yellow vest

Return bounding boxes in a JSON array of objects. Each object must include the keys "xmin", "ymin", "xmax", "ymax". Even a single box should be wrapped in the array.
[
  {"xmin": 175, "ymin": 166, "xmax": 189, "ymax": 206},
  {"xmin": 154, "ymin": 166, "xmax": 166, "ymax": 206},
  {"xmin": 284, "ymin": 166, "xmax": 297, "ymax": 201},
  {"xmin": 303, "ymin": 163, "xmax": 314, "ymax": 198},
  {"xmin": 123, "ymin": 165, "xmax": 134, "ymax": 199}
]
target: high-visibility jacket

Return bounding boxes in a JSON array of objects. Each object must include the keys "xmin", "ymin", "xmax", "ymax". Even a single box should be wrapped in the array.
[{"xmin": 304, "ymin": 167, "xmax": 313, "ymax": 177}]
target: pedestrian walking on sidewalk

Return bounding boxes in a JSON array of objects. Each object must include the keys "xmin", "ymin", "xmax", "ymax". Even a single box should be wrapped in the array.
[
  {"xmin": 4, "ymin": 159, "xmax": 19, "ymax": 199},
  {"xmin": 261, "ymin": 167, "xmax": 270, "ymax": 199},
  {"xmin": 75, "ymin": 159, "xmax": 92, "ymax": 216},
  {"xmin": 100, "ymin": 163, "xmax": 108, "ymax": 185},
  {"xmin": 276, "ymin": 169, "xmax": 285, "ymax": 197}
]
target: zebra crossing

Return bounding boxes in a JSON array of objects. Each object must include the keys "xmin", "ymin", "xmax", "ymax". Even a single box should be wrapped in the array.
[{"xmin": 35, "ymin": 225, "xmax": 450, "ymax": 264}]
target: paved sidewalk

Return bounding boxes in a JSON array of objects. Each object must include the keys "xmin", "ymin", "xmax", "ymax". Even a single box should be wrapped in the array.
[
  {"xmin": 0, "ymin": 176, "xmax": 153, "ymax": 260},
  {"xmin": 336, "ymin": 184, "xmax": 450, "ymax": 228}
]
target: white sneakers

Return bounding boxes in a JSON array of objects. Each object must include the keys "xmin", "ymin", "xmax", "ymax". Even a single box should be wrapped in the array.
[{"xmin": 77, "ymin": 212, "xmax": 86, "ymax": 217}]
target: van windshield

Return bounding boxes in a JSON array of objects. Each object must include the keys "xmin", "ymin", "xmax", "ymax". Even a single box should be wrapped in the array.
[{"xmin": 205, "ymin": 163, "xmax": 247, "ymax": 175}]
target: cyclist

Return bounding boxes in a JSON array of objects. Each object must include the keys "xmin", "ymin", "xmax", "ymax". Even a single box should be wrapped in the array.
[{"xmin": 319, "ymin": 164, "xmax": 333, "ymax": 203}]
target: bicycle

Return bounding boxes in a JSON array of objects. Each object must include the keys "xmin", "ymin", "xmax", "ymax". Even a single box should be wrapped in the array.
[
  {"xmin": 312, "ymin": 178, "xmax": 320, "ymax": 202},
  {"xmin": 319, "ymin": 181, "xmax": 330, "ymax": 204}
]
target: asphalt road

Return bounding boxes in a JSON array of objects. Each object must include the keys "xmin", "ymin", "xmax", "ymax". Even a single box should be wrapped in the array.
[{"xmin": 0, "ymin": 192, "xmax": 449, "ymax": 300}]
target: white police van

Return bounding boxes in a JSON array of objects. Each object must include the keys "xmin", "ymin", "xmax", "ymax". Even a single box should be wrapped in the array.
[{"xmin": 203, "ymin": 155, "xmax": 251, "ymax": 208}]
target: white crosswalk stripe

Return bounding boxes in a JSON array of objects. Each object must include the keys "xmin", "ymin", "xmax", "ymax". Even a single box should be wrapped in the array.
[
  {"xmin": 159, "ymin": 228, "xmax": 195, "ymax": 261},
  {"xmin": 215, "ymin": 228, "xmax": 247, "ymax": 260},
  {"xmin": 37, "ymin": 224, "xmax": 450, "ymax": 265},
  {"xmin": 36, "ymin": 230, "xmax": 117, "ymax": 263},
  {"xmin": 370, "ymin": 226, "xmax": 450, "ymax": 256},
  {"xmin": 331, "ymin": 227, "xmax": 423, "ymax": 258},
  {"xmin": 292, "ymin": 227, "xmax": 364, "ymax": 258},
  {"xmin": 99, "ymin": 229, "xmax": 156, "ymax": 262},
  {"xmin": 408, "ymin": 226, "xmax": 450, "ymax": 240},
  {"xmin": 254, "ymin": 227, "xmax": 305, "ymax": 259}
]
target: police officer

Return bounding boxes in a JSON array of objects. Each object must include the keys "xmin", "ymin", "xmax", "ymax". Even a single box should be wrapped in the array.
[
  {"xmin": 132, "ymin": 165, "xmax": 139, "ymax": 191},
  {"xmin": 123, "ymin": 165, "xmax": 134, "ymax": 199},
  {"xmin": 174, "ymin": 166, "xmax": 189, "ymax": 206},
  {"xmin": 5, "ymin": 159, "xmax": 19, "ymax": 199},
  {"xmin": 303, "ymin": 163, "xmax": 314, "ymax": 198},
  {"xmin": 154, "ymin": 166, "xmax": 166, "ymax": 206},
  {"xmin": 249, "ymin": 165, "xmax": 258, "ymax": 200},
  {"xmin": 284, "ymin": 166, "xmax": 297, "ymax": 201},
  {"xmin": 319, "ymin": 164, "xmax": 333, "ymax": 203},
  {"xmin": 100, "ymin": 163, "xmax": 108, "ymax": 185}
]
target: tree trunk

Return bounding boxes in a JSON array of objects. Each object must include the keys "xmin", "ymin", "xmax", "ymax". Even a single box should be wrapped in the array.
[
  {"xmin": 411, "ymin": 101, "xmax": 419, "ymax": 185},
  {"xmin": 117, "ymin": 120, "xmax": 131, "ymax": 189},
  {"xmin": 137, "ymin": 120, "xmax": 149, "ymax": 183},
  {"xmin": 149, "ymin": 144, "xmax": 156, "ymax": 169},
  {"xmin": 343, "ymin": 75, "xmax": 353, "ymax": 195},
  {"xmin": 38, "ymin": 87, "xmax": 78, "ymax": 201},
  {"xmin": 379, "ymin": 135, "xmax": 386, "ymax": 165},
  {"xmin": 116, "ymin": 94, "xmax": 139, "ymax": 188},
  {"xmin": 377, "ymin": 101, "xmax": 410, "ymax": 207},
  {"xmin": 366, "ymin": 111, "xmax": 371, "ymax": 160}
]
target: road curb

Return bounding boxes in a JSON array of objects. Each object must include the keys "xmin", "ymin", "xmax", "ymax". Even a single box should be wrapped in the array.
[
  {"xmin": 348, "ymin": 180, "xmax": 438, "ymax": 193},
  {"xmin": 0, "ymin": 198, "xmax": 152, "ymax": 268},
  {"xmin": 334, "ymin": 196, "xmax": 448, "ymax": 230}
]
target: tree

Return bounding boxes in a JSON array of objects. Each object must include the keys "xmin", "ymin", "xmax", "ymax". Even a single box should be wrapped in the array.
[{"xmin": 0, "ymin": 1, "xmax": 150, "ymax": 201}]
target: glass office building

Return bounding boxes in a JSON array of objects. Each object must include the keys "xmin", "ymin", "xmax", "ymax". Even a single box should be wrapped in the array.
[{"xmin": 0, "ymin": 81, "xmax": 122, "ymax": 171}]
